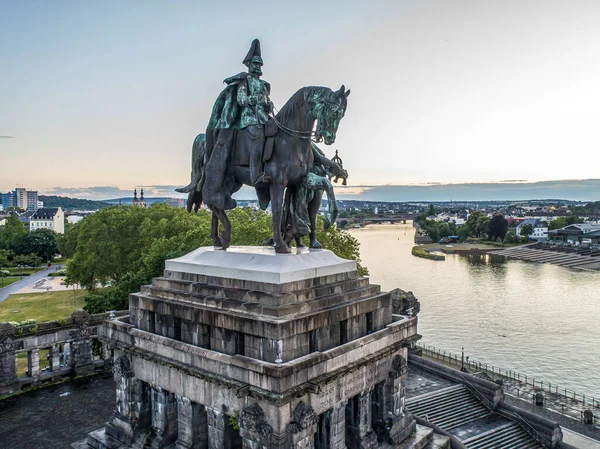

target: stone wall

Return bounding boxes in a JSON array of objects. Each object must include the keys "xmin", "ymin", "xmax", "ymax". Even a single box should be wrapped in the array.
[{"xmin": 0, "ymin": 310, "xmax": 126, "ymax": 396}]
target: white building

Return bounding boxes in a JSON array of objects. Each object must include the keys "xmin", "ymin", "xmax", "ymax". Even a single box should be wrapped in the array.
[
  {"xmin": 516, "ymin": 218, "xmax": 548, "ymax": 241},
  {"xmin": 29, "ymin": 207, "xmax": 65, "ymax": 234}
]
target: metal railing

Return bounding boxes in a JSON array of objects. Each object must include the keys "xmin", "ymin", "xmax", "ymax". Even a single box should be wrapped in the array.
[
  {"xmin": 417, "ymin": 344, "xmax": 600, "ymax": 417},
  {"xmin": 459, "ymin": 373, "xmax": 552, "ymax": 448}
]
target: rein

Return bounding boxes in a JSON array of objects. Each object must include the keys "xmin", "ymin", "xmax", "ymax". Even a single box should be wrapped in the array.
[{"xmin": 270, "ymin": 105, "xmax": 323, "ymax": 143}]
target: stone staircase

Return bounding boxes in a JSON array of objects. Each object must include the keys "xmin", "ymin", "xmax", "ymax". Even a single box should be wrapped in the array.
[
  {"xmin": 378, "ymin": 424, "xmax": 450, "ymax": 449},
  {"xmin": 406, "ymin": 385, "xmax": 491, "ymax": 430},
  {"xmin": 406, "ymin": 385, "xmax": 543, "ymax": 448},
  {"xmin": 463, "ymin": 422, "xmax": 542, "ymax": 449}
]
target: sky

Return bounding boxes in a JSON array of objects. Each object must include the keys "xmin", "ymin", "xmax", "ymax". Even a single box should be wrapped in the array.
[{"xmin": 2, "ymin": 0, "xmax": 600, "ymax": 199}]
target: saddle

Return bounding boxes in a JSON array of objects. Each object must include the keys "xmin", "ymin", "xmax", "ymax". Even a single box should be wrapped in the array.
[
  {"xmin": 231, "ymin": 118, "xmax": 278, "ymax": 166},
  {"xmin": 262, "ymin": 118, "xmax": 277, "ymax": 162}
]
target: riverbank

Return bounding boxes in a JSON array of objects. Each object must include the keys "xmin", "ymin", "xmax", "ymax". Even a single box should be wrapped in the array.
[
  {"xmin": 411, "ymin": 246, "xmax": 445, "ymax": 260},
  {"xmin": 411, "ymin": 242, "xmax": 501, "ymax": 260},
  {"xmin": 493, "ymin": 243, "xmax": 600, "ymax": 271}
]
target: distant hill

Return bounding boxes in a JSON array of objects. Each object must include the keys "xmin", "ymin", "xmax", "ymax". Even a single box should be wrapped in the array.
[{"xmin": 39, "ymin": 195, "xmax": 111, "ymax": 210}]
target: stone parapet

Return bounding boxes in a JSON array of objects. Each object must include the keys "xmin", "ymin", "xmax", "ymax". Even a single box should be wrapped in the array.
[{"xmin": 0, "ymin": 310, "xmax": 125, "ymax": 396}]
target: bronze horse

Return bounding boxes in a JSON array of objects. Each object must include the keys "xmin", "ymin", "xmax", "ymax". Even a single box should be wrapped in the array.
[{"xmin": 178, "ymin": 85, "xmax": 350, "ymax": 253}]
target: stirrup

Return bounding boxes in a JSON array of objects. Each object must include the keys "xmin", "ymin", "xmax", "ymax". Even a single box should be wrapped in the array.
[{"xmin": 256, "ymin": 173, "xmax": 271, "ymax": 184}]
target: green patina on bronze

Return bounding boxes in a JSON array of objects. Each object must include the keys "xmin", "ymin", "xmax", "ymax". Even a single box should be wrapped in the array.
[{"xmin": 178, "ymin": 39, "xmax": 351, "ymax": 253}]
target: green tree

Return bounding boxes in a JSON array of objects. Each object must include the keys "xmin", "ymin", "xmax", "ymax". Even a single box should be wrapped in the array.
[
  {"xmin": 20, "ymin": 229, "xmax": 58, "ymax": 261},
  {"xmin": 0, "ymin": 269, "xmax": 9, "ymax": 288},
  {"xmin": 457, "ymin": 224, "xmax": 470, "ymax": 241},
  {"xmin": 57, "ymin": 221, "xmax": 80, "ymax": 258},
  {"xmin": 70, "ymin": 205, "xmax": 368, "ymax": 313},
  {"xmin": 488, "ymin": 214, "xmax": 509, "ymax": 241},
  {"xmin": 0, "ymin": 214, "xmax": 27, "ymax": 252},
  {"xmin": 503, "ymin": 231, "xmax": 519, "ymax": 244},
  {"xmin": 13, "ymin": 253, "xmax": 41, "ymax": 269},
  {"xmin": 0, "ymin": 250, "xmax": 9, "ymax": 269},
  {"xmin": 476, "ymin": 215, "xmax": 490, "ymax": 238},
  {"xmin": 549, "ymin": 216, "xmax": 584, "ymax": 230},
  {"xmin": 314, "ymin": 217, "xmax": 369, "ymax": 276},
  {"xmin": 520, "ymin": 224, "xmax": 534, "ymax": 239}
]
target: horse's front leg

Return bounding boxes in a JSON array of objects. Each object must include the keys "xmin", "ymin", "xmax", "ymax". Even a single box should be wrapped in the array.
[
  {"xmin": 270, "ymin": 182, "xmax": 290, "ymax": 253},
  {"xmin": 215, "ymin": 207, "xmax": 231, "ymax": 250},
  {"xmin": 211, "ymin": 211, "xmax": 222, "ymax": 247}
]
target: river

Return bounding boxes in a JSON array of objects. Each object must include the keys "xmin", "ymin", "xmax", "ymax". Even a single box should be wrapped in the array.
[{"xmin": 348, "ymin": 223, "xmax": 600, "ymax": 398}]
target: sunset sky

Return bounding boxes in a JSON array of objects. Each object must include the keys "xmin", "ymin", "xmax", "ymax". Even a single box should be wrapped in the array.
[{"xmin": 2, "ymin": 0, "xmax": 600, "ymax": 198}]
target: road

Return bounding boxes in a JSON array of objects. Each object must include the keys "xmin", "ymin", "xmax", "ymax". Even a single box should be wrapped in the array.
[{"xmin": 0, "ymin": 265, "xmax": 64, "ymax": 303}]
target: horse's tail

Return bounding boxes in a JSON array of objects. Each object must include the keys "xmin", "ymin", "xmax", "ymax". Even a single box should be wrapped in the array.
[{"xmin": 175, "ymin": 133, "xmax": 206, "ymax": 212}]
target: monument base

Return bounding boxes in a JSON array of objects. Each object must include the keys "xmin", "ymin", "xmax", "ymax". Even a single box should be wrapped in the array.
[{"xmin": 78, "ymin": 246, "xmax": 427, "ymax": 448}]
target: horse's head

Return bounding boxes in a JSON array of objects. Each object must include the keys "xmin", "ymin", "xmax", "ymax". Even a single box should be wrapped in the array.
[{"xmin": 311, "ymin": 85, "xmax": 350, "ymax": 145}]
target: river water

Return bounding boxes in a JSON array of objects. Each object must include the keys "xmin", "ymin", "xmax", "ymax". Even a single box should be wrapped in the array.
[{"xmin": 348, "ymin": 223, "xmax": 600, "ymax": 398}]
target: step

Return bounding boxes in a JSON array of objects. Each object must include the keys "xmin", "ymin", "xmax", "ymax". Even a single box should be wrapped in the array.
[
  {"xmin": 397, "ymin": 424, "xmax": 433, "ymax": 449},
  {"xmin": 424, "ymin": 433, "xmax": 451, "ymax": 449},
  {"xmin": 464, "ymin": 422, "xmax": 542, "ymax": 449}
]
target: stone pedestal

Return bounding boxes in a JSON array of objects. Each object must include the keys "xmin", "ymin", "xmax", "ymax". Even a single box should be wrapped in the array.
[{"xmin": 81, "ymin": 247, "xmax": 421, "ymax": 449}]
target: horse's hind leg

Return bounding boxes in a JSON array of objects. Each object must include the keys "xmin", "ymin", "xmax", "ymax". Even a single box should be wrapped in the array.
[
  {"xmin": 214, "ymin": 207, "xmax": 231, "ymax": 250},
  {"xmin": 211, "ymin": 212, "xmax": 222, "ymax": 247}
]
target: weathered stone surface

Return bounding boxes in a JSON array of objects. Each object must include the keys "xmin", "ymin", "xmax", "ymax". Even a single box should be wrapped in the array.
[
  {"xmin": 165, "ymin": 246, "xmax": 356, "ymax": 285},
  {"xmin": 84, "ymin": 249, "xmax": 421, "ymax": 448}
]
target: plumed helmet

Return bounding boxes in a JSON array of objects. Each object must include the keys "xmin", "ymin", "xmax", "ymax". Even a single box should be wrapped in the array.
[{"xmin": 243, "ymin": 39, "xmax": 263, "ymax": 66}]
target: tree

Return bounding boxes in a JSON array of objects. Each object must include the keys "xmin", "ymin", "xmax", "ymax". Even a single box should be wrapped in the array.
[
  {"xmin": 20, "ymin": 229, "xmax": 58, "ymax": 261},
  {"xmin": 476, "ymin": 215, "xmax": 490, "ymax": 238},
  {"xmin": 549, "ymin": 215, "xmax": 584, "ymax": 230},
  {"xmin": 520, "ymin": 224, "xmax": 534, "ymax": 239},
  {"xmin": 70, "ymin": 205, "xmax": 369, "ymax": 313},
  {"xmin": 0, "ymin": 269, "xmax": 9, "ymax": 288},
  {"xmin": 56, "ymin": 221, "xmax": 80, "ymax": 258},
  {"xmin": 13, "ymin": 253, "xmax": 41, "ymax": 269},
  {"xmin": 0, "ymin": 214, "xmax": 27, "ymax": 252},
  {"xmin": 503, "ymin": 231, "xmax": 519, "ymax": 244},
  {"xmin": 0, "ymin": 250, "xmax": 9, "ymax": 269},
  {"xmin": 488, "ymin": 214, "xmax": 509, "ymax": 241}
]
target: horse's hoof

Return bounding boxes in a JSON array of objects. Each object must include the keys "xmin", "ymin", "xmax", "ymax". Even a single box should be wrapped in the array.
[
  {"xmin": 262, "ymin": 238, "xmax": 275, "ymax": 246},
  {"xmin": 309, "ymin": 240, "xmax": 323, "ymax": 249},
  {"xmin": 275, "ymin": 244, "xmax": 291, "ymax": 254}
]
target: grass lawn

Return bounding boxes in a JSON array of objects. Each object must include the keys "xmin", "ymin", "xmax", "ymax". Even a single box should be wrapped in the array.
[
  {"xmin": 0, "ymin": 277, "xmax": 21, "ymax": 288},
  {"xmin": 0, "ymin": 289, "xmax": 87, "ymax": 323},
  {"xmin": 16, "ymin": 349, "xmax": 50, "ymax": 377},
  {"xmin": 4, "ymin": 267, "xmax": 47, "ymax": 276}
]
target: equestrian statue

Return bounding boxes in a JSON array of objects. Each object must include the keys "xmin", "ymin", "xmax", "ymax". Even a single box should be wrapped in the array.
[{"xmin": 177, "ymin": 39, "xmax": 349, "ymax": 254}]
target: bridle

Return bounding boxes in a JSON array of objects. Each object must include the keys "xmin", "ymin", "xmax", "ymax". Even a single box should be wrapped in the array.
[{"xmin": 269, "ymin": 103, "xmax": 329, "ymax": 143}]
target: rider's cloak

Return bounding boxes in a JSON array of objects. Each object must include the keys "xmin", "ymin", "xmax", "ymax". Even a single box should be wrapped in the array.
[{"xmin": 201, "ymin": 73, "xmax": 271, "ymax": 210}]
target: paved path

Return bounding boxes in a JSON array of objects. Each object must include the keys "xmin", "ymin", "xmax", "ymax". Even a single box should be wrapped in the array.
[
  {"xmin": 0, "ymin": 265, "xmax": 63, "ymax": 303},
  {"xmin": 563, "ymin": 428, "xmax": 600, "ymax": 448},
  {"xmin": 0, "ymin": 373, "xmax": 115, "ymax": 449}
]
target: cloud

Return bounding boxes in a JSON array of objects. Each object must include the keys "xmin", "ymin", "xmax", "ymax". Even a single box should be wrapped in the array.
[{"xmin": 0, "ymin": 136, "xmax": 14, "ymax": 139}]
